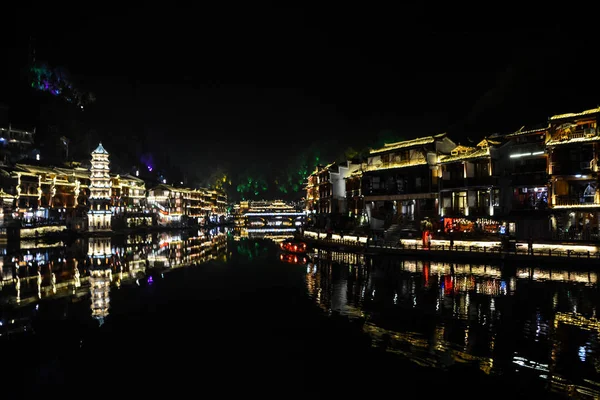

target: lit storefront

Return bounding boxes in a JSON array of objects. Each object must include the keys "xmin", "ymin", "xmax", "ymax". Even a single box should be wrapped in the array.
[
  {"xmin": 513, "ymin": 187, "xmax": 548, "ymax": 209},
  {"xmin": 441, "ymin": 217, "xmax": 507, "ymax": 235}
]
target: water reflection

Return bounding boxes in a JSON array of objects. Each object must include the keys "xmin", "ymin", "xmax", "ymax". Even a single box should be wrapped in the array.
[
  {"xmin": 90, "ymin": 268, "xmax": 111, "ymax": 326},
  {"xmin": 233, "ymin": 226, "xmax": 294, "ymax": 243},
  {"xmin": 88, "ymin": 237, "xmax": 112, "ymax": 326},
  {"xmin": 306, "ymin": 250, "xmax": 600, "ymax": 396},
  {"xmin": 233, "ymin": 227, "xmax": 294, "ymax": 263},
  {"xmin": 0, "ymin": 229, "xmax": 229, "ymax": 329}
]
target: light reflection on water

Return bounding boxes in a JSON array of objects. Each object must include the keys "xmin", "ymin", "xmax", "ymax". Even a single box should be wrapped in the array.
[
  {"xmin": 0, "ymin": 228, "xmax": 229, "ymax": 332},
  {"xmin": 305, "ymin": 249, "xmax": 600, "ymax": 397}
]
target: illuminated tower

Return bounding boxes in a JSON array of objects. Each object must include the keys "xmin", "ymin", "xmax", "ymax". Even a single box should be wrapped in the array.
[
  {"xmin": 88, "ymin": 237, "xmax": 113, "ymax": 326},
  {"xmin": 87, "ymin": 143, "xmax": 112, "ymax": 231}
]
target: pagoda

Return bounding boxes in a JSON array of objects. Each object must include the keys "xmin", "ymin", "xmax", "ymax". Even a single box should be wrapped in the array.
[{"xmin": 87, "ymin": 143, "xmax": 112, "ymax": 231}]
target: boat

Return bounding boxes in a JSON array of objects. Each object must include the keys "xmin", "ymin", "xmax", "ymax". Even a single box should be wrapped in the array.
[{"xmin": 279, "ymin": 239, "xmax": 307, "ymax": 254}]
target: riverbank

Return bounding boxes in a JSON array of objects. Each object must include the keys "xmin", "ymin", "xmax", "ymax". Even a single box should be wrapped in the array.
[
  {"xmin": 299, "ymin": 230, "xmax": 600, "ymax": 266},
  {"xmin": 6, "ymin": 221, "xmax": 234, "ymax": 242}
]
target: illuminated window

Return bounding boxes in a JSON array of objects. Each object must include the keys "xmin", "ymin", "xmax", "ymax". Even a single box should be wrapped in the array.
[{"xmin": 492, "ymin": 189, "xmax": 500, "ymax": 207}]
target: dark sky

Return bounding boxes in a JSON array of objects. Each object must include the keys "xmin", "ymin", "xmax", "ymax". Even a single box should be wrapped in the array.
[{"xmin": 2, "ymin": 6, "xmax": 599, "ymax": 180}]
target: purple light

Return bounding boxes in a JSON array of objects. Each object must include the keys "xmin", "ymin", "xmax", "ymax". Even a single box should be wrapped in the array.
[
  {"xmin": 148, "ymin": 276, "xmax": 153, "ymax": 284},
  {"xmin": 147, "ymin": 165, "xmax": 153, "ymax": 172}
]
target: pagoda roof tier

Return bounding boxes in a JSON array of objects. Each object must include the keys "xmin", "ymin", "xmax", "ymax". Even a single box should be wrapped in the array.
[{"xmin": 92, "ymin": 142, "xmax": 109, "ymax": 154}]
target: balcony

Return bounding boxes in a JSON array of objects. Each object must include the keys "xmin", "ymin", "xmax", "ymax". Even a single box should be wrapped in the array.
[
  {"xmin": 550, "ymin": 161, "xmax": 596, "ymax": 175},
  {"xmin": 566, "ymin": 128, "xmax": 596, "ymax": 140},
  {"xmin": 553, "ymin": 196, "xmax": 600, "ymax": 208},
  {"xmin": 440, "ymin": 176, "xmax": 497, "ymax": 190},
  {"xmin": 442, "ymin": 206, "xmax": 493, "ymax": 217},
  {"xmin": 548, "ymin": 128, "xmax": 600, "ymax": 147}
]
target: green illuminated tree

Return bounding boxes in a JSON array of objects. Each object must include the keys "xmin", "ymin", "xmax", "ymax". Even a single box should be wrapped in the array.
[{"xmin": 235, "ymin": 169, "xmax": 268, "ymax": 200}]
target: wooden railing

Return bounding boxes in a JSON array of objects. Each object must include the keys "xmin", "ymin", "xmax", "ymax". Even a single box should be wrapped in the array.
[{"xmin": 553, "ymin": 196, "xmax": 599, "ymax": 207}]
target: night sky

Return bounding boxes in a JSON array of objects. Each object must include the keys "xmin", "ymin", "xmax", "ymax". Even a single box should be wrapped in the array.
[{"xmin": 1, "ymin": 6, "xmax": 599, "ymax": 195}]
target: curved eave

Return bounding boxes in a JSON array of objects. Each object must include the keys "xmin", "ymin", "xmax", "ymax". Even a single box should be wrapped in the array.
[
  {"xmin": 438, "ymin": 150, "xmax": 491, "ymax": 164},
  {"xmin": 364, "ymin": 160, "xmax": 428, "ymax": 172},
  {"xmin": 547, "ymin": 137, "xmax": 600, "ymax": 147}
]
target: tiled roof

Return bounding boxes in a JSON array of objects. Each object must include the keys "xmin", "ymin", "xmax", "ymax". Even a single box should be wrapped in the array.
[
  {"xmin": 323, "ymin": 162, "xmax": 335, "ymax": 171},
  {"xmin": 439, "ymin": 147, "xmax": 490, "ymax": 163},
  {"xmin": 477, "ymin": 138, "xmax": 501, "ymax": 147},
  {"xmin": 120, "ymin": 173, "xmax": 145, "ymax": 183},
  {"xmin": 92, "ymin": 142, "xmax": 109, "ymax": 154},
  {"xmin": 15, "ymin": 164, "xmax": 58, "ymax": 175},
  {"xmin": 151, "ymin": 184, "xmax": 210, "ymax": 194},
  {"xmin": 504, "ymin": 125, "xmax": 549, "ymax": 138},
  {"xmin": 54, "ymin": 167, "xmax": 90, "ymax": 180},
  {"xmin": 550, "ymin": 107, "xmax": 600, "ymax": 121},
  {"xmin": 370, "ymin": 135, "xmax": 438, "ymax": 154},
  {"xmin": 449, "ymin": 145, "xmax": 476, "ymax": 155},
  {"xmin": 0, "ymin": 189, "xmax": 14, "ymax": 198},
  {"xmin": 364, "ymin": 159, "xmax": 428, "ymax": 171},
  {"xmin": 308, "ymin": 162, "xmax": 336, "ymax": 177}
]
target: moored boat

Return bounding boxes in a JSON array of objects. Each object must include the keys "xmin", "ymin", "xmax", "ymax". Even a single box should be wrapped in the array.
[{"xmin": 279, "ymin": 239, "xmax": 307, "ymax": 254}]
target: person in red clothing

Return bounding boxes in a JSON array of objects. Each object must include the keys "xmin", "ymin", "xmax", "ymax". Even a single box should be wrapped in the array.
[{"xmin": 422, "ymin": 230, "xmax": 432, "ymax": 249}]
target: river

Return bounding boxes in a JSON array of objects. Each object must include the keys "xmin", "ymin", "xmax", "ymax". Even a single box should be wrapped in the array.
[{"xmin": 0, "ymin": 228, "xmax": 595, "ymax": 397}]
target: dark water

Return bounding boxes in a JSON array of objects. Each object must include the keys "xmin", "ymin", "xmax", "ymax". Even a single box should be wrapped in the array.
[
  {"xmin": 307, "ymin": 251, "xmax": 600, "ymax": 398},
  {"xmin": 0, "ymin": 229, "xmax": 595, "ymax": 397}
]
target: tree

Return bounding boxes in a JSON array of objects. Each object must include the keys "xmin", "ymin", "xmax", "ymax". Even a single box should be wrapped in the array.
[{"xmin": 235, "ymin": 169, "xmax": 268, "ymax": 200}]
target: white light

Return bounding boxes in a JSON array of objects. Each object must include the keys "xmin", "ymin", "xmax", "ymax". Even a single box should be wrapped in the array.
[
  {"xmin": 35, "ymin": 154, "xmax": 40, "ymax": 160},
  {"xmin": 244, "ymin": 212, "xmax": 305, "ymax": 216},
  {"xmin": 163, "ymin": 179, "xmax": 166, "ymax": 184},
  {"xmin": 576, "ymin": 174, "xmax": 582, "ymax": 178},
  {"xmin": 510, "ymin": 152, "xmax": 532, "ymax": 158},
  {"xmin": 136, "ymin": 170, "xmax": 139, "ymax": 176},
  {"xmin": 246, "ymin": 228, "xmax": 297, "ymax": 232},
  {"xmin": 531, "ymin": 151, "xmax": 545, "ymax": 155},
  {"xmin": 180, "ymin": 181, "xmax": 183, "ymax": 185}
]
